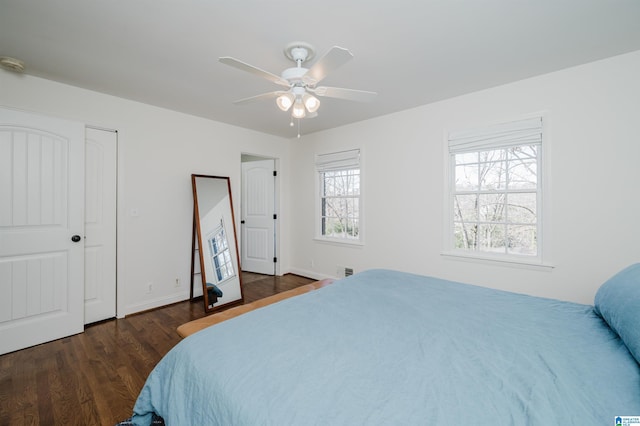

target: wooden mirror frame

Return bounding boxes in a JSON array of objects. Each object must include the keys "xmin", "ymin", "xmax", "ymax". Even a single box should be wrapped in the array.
[{"xmin": 191, "ymin": 174, "xmax": 244, "ymax": 313}]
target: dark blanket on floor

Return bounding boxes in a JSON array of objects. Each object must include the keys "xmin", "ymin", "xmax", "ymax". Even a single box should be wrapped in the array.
[{"xmin": 115, "ymin": 412, "xmax": 164, "ymax": 426}]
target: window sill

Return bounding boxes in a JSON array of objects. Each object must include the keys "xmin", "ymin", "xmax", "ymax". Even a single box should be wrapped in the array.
[
  {"xmin": 440, "ymin": 251, "xmax": 554, "ymax": 270},
  {"xmin": 313, "ymin": 237, "xmax": 364, "ymax": 248}
]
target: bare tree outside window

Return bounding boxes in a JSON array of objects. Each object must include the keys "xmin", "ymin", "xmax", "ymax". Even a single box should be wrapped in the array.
[
  {"xmin": 320, "ymin": 169, "xmax": 360, "ymax": 239},
  {"xmin": 453, "ymin": 145, "xmax": 538, "ymax": 256}
]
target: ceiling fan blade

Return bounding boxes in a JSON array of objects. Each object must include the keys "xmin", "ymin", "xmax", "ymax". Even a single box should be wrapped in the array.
[
  {"xmin": 219, "ymin": 57, "xmax": 290, "ymax": 87},
  {"xmin": 233, "ymin": 91, "xmax": 286, "ymax": 105},
  {"xmin": 303, "ymin": 46, "xmax": 353, "ymax": 86},
  {"xmin": 313, "ymin": 86, "xmax": 377, "ymax": 102}
]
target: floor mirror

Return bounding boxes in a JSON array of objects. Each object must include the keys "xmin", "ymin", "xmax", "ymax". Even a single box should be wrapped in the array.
[{"xmin": 191, "ymin": 174, "xmax": 244, "ymax": 313}]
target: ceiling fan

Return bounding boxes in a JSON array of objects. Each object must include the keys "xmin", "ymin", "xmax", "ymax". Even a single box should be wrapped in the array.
[{"xmin": 219, "ymin": 41, "xmax": 377, "ymax": 121}]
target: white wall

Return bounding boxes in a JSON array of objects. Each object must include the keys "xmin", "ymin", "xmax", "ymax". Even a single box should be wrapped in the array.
[
  {"xmin": 0, "ymin": 72, "xmax": 291, "ymax": 316},
  {"xmin": 3, "ymin": 49, "xmax": 638, "ymax": 311},
  {"xmin": 289, "ymin": 50, "xmax": 640, "ymax": 305}
]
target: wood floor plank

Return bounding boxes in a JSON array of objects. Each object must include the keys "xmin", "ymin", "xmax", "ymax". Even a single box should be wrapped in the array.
[
  {"xmin": 35, "ymin": 367, "xmax": 53, "ymax": 425},
  {"xmin": 0, "ymin": 272, "xmax": 314, "ymax": 425}
]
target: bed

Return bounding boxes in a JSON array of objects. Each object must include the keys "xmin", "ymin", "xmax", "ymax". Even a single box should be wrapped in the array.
[{"xmin": 129, "ymin": 265, "xmax": 640, "ymax": 425}]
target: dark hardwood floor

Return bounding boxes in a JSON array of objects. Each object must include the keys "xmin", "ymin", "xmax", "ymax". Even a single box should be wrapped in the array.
[{"xmin": 0, "ymin": 272, "xmax": 314, "ymax": 426}]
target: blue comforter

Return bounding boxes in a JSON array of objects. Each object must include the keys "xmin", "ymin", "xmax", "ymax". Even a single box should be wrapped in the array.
[{"xmin": 132, "ymin": 269, "xmax": 640, "ymax": 425}]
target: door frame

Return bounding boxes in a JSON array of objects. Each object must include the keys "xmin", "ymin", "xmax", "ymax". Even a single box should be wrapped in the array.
[{"xmin": 240, "ymin": 153, "xmax": 280, "ymax": 276}]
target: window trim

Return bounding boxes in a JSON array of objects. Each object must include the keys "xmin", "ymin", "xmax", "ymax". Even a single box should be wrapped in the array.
[
  {"xmin": 314, "ymin": 148, "xmax": 363, "ymax": 245},
  {"xmin": 442, "ymin": 114, "xmax": 552, "ymax": 268}
]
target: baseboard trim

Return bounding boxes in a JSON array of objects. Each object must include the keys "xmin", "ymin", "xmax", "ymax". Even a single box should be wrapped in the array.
[
  {"xmin": 287, "ymin": 267, "xmax": 336, "ymax": 281},
  {"xmin": 123, "ymin": 292, "xmax": 188, "ymax": 317}
]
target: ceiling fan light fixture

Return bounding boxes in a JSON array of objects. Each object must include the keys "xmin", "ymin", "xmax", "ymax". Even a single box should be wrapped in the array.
[
  {"xmin": 276, "ymin": 93, "xmax": 294, "ymax": 111},
  {"xmin": 292, "ymin": 98, "xmax": 306, "ymax": 119},
  {"xmin": 220, "ymin": 41, "xmax": 376, "ymax": 130},
  {"xmin": 303, "ymin": 94, "xmax": 320, "ymax": 113}
]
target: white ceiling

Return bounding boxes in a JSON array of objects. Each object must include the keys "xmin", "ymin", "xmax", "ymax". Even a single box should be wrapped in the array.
[{"xmin": 1, "ymin": 0, "xmax": 640, "ymax": 138}]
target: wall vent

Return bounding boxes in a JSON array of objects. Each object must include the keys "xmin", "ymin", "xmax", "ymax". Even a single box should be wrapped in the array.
[{"xmin": 337, "ymin": 266, "xmax": 354, "ymax": 277}]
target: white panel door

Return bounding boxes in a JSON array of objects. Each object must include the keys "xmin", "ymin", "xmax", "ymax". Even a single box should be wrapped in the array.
[
  {"xmin": 0, "ymin": 108, "xmax": 85, "ymax": 355},
  {"xmin": 84, "ymin": 128, "xmax": 117, "ymax": 324},
  {"xmin": 241, "ymin": 159, "xmax": 275, "ymax": 275}
]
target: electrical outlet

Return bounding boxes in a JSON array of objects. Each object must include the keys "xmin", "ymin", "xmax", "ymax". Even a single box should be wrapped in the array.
[
  {"xmin": 146, "ymin": 282, "xmax": 153, "ymax": 294},
  {"xmin": 175, "ymin": 278, "xmax": 181, "ymax": 288}
]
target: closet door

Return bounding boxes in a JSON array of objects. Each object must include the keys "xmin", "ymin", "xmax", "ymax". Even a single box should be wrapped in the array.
[
  {"xmin": 84, "ymin": 128, "xmax": 117, "ymax": 324},
  {"xmin": 0, "ymin": 107, "xmax": 85, "ymax": 355}
]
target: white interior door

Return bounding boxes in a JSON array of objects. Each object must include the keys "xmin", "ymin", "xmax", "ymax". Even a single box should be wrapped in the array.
[
  {"xmin": 241, "ymin": 159, "xmax": 275, "ymax": 275},
  {"xmin": 0, "ymin": 108, "xmax": 85, "ymax": 355},
  {"xmin": 84, "ymin": 128, "xmax": 117, "ymax": 324}
]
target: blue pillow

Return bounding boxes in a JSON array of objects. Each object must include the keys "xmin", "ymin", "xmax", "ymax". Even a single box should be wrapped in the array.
[{"xmin": 594, "ymin": 263, "xmax": 640, "ymax": 364}]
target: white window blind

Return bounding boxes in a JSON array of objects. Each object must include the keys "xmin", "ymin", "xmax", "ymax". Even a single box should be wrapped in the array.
[
  {"xmin": 315, "ymin": 149, "xmax": 360, "ymax": 171},
  {"xmin": 448, "ymin": 117, "xmax": 542, "ymax": 153}
]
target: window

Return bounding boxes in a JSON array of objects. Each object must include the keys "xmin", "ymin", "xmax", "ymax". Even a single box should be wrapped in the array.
[
  {"xmin": 447, "ymin": 117, "xmax": 544, "ymax": 261},
  {"xmin": 316, "ymin": 149, "xmax": 361, "ymax": 242},
  {"xmin": 208, "ymin": 219, "xmax": 236, "ymax": 283}
]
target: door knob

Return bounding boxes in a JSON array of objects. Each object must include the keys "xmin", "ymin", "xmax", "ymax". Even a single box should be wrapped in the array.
[{"xmin": 71, "ymin": 235, "xmax": 82, "ymax": 242}]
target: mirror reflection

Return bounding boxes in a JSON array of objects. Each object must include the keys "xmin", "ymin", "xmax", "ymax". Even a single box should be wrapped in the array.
[{"xmin": 191, "ymin": 174, "xmax": 243, "ymax": 312}]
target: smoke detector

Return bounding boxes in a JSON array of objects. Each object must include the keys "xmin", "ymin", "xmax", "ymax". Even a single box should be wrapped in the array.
[{"xmin": 0, "ymin": 56, "xmax": 25, "ymax": 73}]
